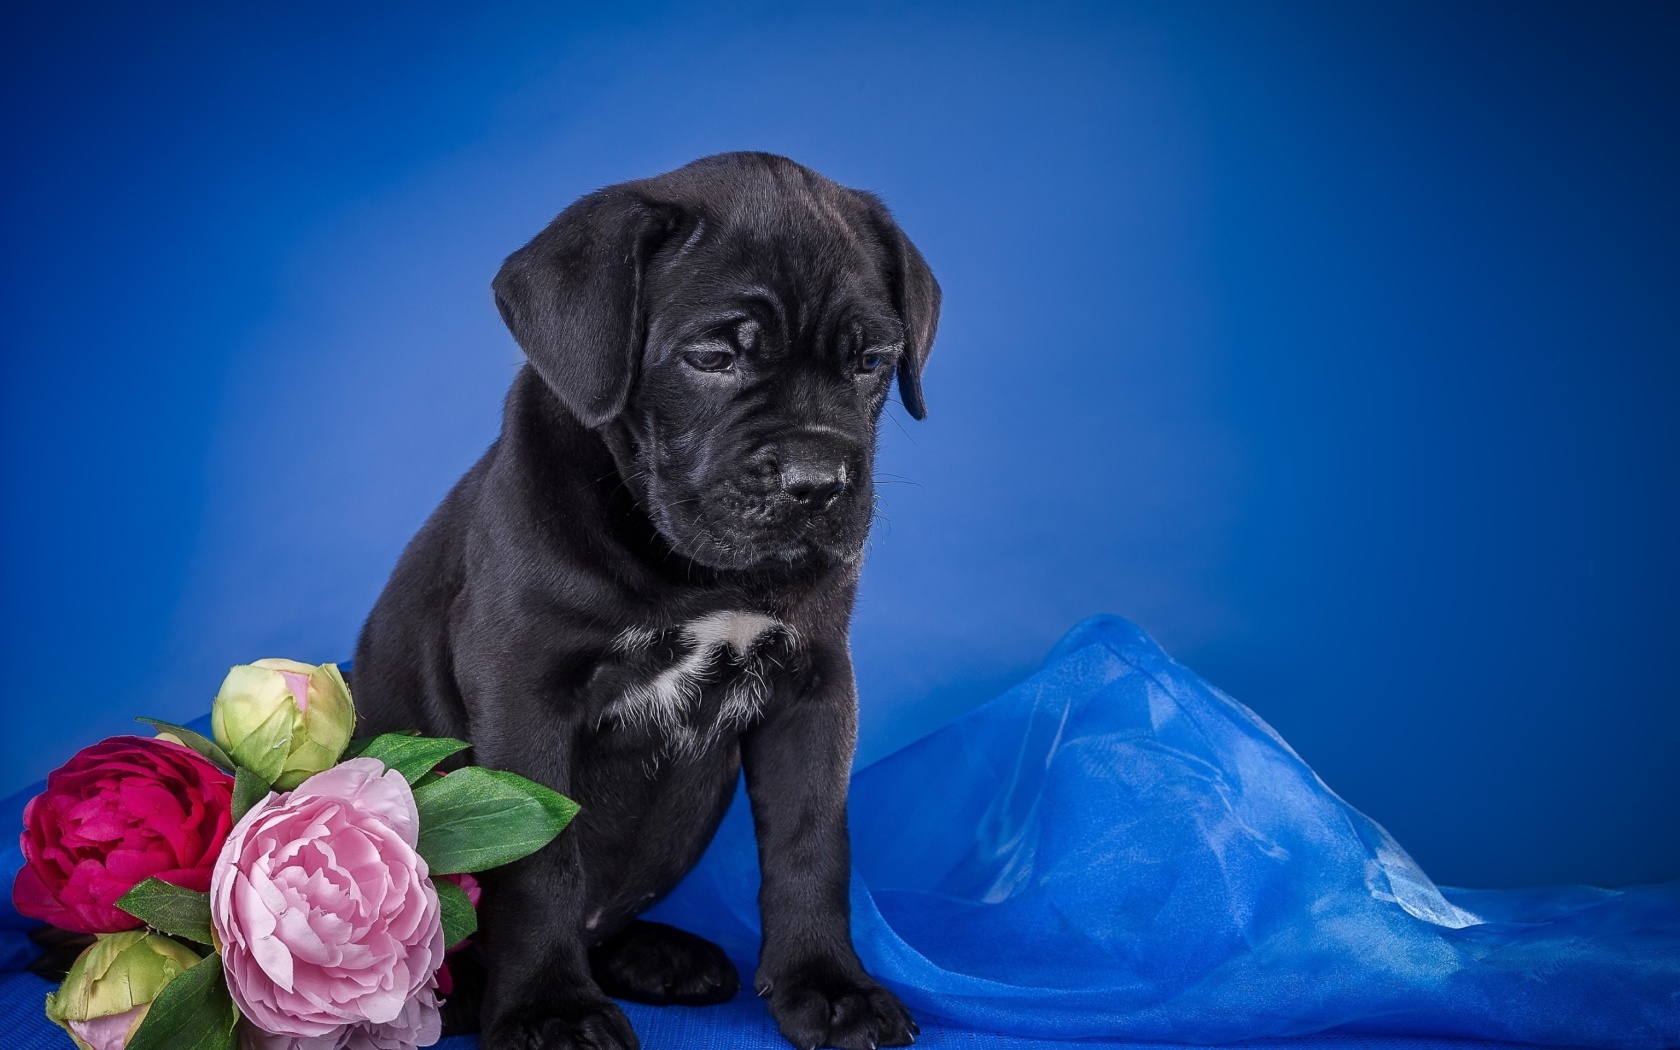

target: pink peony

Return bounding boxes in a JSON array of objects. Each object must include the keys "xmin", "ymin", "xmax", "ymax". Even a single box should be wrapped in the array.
[
  {"xmin": 15, "ymin": 736, "xmax": 235, "ymax": 933},
  {"xmin": 240, "ymin": 980, "xmax": 442, "ymax": 1050},
  {"xmin": 212, "ymin": 759, "xmax": 444, "ymax": 1044}
]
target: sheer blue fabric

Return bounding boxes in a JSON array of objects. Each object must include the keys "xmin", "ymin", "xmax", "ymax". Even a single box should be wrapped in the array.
[
  {"xmin": 646, "ymin": 616, "xmax": 1679, "ymax": 1048},
  {"xmin": 1, "ymin": 616, "xmax": 1675, "ymax": 1048}
]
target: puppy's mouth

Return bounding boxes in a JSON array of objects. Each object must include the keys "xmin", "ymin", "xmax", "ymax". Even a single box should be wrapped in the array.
[{"xmin": 644, "ymin": 476, "xmax": 868, "ymax": 571}]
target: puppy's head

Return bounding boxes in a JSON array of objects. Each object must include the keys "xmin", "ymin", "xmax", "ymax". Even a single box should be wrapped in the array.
[{"xmin": 492, "ymin": 152, "xmax": 941, "ymax": 571}]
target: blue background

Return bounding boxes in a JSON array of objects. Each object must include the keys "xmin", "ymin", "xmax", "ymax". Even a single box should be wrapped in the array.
[{"xmin": 2, "ymin": 1, "xmax": 1675, "ymax": 889}]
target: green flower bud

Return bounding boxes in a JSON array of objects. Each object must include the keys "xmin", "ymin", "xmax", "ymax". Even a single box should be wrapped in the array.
[
  {"xmin": 212, "ymin": 658, "xmax": 355, "ymax": 790},
  {"xmin": 44, "ymin": 931, "xmax": 203, "ymax": 1050}
]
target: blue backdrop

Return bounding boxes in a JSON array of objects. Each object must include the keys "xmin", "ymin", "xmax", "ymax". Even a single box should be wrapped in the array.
[{"xmin": 1, "ymin": 1, "xmax": 1675, "ymax": 890}]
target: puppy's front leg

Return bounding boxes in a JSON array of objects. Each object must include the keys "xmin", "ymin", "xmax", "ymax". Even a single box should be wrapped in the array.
[
  {"xmin": 467, "ymin": 685, "xmax": 637, "ymax": 1050},
  {"xmin": 475, "ymin": 836, "xmax": 636, "ymax": 1050},
  {"xmin": 745, "ymin": 646, "xmax": 917, "ymax": 1050}
]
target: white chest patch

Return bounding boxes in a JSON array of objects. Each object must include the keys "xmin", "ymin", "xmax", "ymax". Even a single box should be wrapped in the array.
[{"xmin": 605, "ymin": 610, "xmax": 791, "ymax": 755}]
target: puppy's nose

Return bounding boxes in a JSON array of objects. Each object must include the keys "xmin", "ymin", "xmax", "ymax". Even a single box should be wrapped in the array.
[{"xmin": 781, "ymin": 463, "xmax": 847, "ymax": 506}]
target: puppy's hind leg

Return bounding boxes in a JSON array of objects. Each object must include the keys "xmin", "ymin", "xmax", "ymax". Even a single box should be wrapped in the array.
[{"xmin": 589, "ymin": 920, "xmax": 742, "ymax": 1006}]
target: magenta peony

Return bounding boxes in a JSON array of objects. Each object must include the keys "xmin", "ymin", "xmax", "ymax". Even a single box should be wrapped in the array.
[
  {"xmin": 434, "ymin": 872, "xmax": 481, "ymax": 997},
  {"xmin": 212, "ymin": 758, "xmax": 444, "ymax": 1043},
  {"xmin": 14, "ymin": 736, "xmax": 235, "ymax": 933},
  {"xmin": 439, "ymin": 871, "xmax": 481, "ymax": 909}
]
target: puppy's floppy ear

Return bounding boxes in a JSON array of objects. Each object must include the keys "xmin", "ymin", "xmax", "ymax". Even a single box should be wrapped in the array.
[
  {"xmin": 492, "ymin": 187, "xmax": 676, "ymax": 428},
  {"xmin": 854, "ymin": 192, "xmax": 942, "ymax": 420}
]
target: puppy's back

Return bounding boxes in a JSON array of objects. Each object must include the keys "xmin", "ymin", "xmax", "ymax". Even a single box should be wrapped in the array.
[{"xmin": 353, "ymin": 449, "xmax": 490, "ymax": 743}]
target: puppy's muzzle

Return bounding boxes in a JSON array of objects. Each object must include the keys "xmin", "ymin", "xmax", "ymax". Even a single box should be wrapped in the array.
[
  {"xmin": 766, "ymin": 435, "xmax": 853, "ymax": 512},
  {"xmin": 780, "ymin": 461, "xmax": 847, "ymax": 508}
]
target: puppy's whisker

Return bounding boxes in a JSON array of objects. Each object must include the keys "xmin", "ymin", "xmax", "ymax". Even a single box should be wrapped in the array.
[{"xmin": 881, "ymin": 405, "xmax": 920, "ymax": 446}]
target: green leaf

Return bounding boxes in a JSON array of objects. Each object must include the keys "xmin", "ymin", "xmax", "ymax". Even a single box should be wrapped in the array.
[
  {"xmin": 434, "ymin": 876, "xmax": 478, "ymax": 950},
  {"xmin": 414, "ymin": 767, "xmax": 580, "ymax": 875},
  {"xmin": 231, "ymin": 766, "xmax": 271, "ymax": 822},
  {"xmin": 340, "ymin": 729, "xmax": 420, "ymax": 760},
  {"xmin": 137, "ymin": 719, "xmax": 235, "ymax": 774},
  {"xmin": 126, "ymin": 951, "xmax": 239, "ymax": 1050},
  {"xmin": 116, "ymin": 878, "xmax": 215, "ymax": 946},
  {"xmin": 353, "ymin": 733, "xmax": 472, "ymax": 785}
]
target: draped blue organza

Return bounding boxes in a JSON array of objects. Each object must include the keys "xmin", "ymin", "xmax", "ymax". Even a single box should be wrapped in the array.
[
  {"xmin": 1, "ymin": 616, "xmax": 1675, "ymax": 1048},
  {"xmin": 646, "ymin": 616, "xmax": 1679, "ymax": 1049}
]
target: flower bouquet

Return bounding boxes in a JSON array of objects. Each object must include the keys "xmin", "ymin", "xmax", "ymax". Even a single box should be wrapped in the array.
[{"xmin": 13, "ymin": 659, "xmax": 577, "ymax": 1050}]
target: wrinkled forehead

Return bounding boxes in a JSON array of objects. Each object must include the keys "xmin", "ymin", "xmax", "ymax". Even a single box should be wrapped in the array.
[{"xmin": 641, "ymin": 183, "xmax": 900, "ymax": 344}]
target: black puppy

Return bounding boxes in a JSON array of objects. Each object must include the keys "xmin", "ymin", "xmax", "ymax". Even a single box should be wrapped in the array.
[{"xmin": 353, "ymin": 152, "xmax": 940, "ymax": 1050}]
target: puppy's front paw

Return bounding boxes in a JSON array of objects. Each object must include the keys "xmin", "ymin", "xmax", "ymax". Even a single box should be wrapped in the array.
[
  {"xmin": 481, "ymin": 997, "xmax": 639, "ymax": 1050},
  {"xmin": 758, "ymin": 960, "xmax": 917, "ymax": 1049}
]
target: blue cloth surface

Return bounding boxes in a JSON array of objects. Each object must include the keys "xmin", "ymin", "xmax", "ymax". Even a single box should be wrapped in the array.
[
  {"xmin": 646, "ymin": 617, "xmax": 1679, "ymax": 1048},
  {"xmin": 0, "ymin": 970, "xmax": 1531, "ymax": 1050},
  {"xmin": 2, "ymin": 616, "xmax": 1676, "ymax": 1049}
]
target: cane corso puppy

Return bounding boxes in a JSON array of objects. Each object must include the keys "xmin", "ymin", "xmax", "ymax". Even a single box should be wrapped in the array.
[{"xmin": 352, "ymin": 152, "xmax": 940, "ymax": 1050}]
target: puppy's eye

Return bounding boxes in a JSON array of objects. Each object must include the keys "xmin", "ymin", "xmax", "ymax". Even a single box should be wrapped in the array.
[
  {"xmin": 683, "ymin": 347, "xmax": 736, "ymax": 372},
  {"xmin": 856, "ymin": 351, "xmax": 885, "ymax": 374}
]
